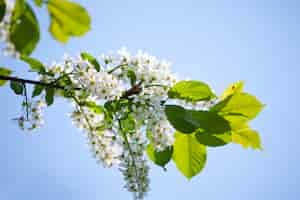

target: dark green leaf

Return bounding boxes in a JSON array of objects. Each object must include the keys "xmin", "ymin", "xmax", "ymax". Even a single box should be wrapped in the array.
[
  {"xmin": 34, "ymin": 0, "xmax": 42, "ymax": 7},
  {"xmin": 11, "ymin": 0, "xmax": 25, "ymax": 21},
  {"xmin": 47, "ymin": 0, "xmax": 91, "ymax": 43},
  {"xmin": 10, "ymin": 81, "xmax": 23, "ymax": 95},
  {"xmin": 45, "ymin": 87, "xmax": 55, "ymax": 106},
  {"xmin": 165, "ymin": 105, "xmax": 231, "ymax": 134},
  {"xmin": 168, "ymin": 80, "xmax": 216, "ymax": 102},
  {"xmin": 32, "ymin": 85, "xmax": 44, "ymax": 97},
  {"xmin": 127, "ymin": 70, "xmax": 136, "ymax": 86},
  {"xmin": 21, "ymin": 55, "xmax": 46, "ymax": 73},
  {"xmin": 80, "ymin": 52, "xmax": 101, "ymax": 72},
  {"xmin": 10, "ymin": 1, "xmax": 40, "ymax": 55},
  {"xmin": 147, "ymin": 144, "xmax": 173, "ymax": 169},
  {"xmin": 0, "ymin": 0, "xmax": 5, "ymax": 22},
  {"xmin": 195, "ymin": 130, "xmax": 231, "ymax": 147},
  {"xmin": 172, "ymin": 132, "xmax": 207, "ymax": 179},
  {"xmin": 165, "ymin": 105, "xmax": 196, "ymax": 133},
  {"xmin": 0, "ymin": 67, "xmax": 12, "ymax": 86}
]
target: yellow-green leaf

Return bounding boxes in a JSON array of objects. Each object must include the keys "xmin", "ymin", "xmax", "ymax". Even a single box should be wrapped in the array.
[
  {"xmin": 220, "ymin": 80, "xmax": 244, "ymax": 100},
  {"xmin": 168, "ymin": 80, "xmax": 216, "ymax": 102},
  {"xmin": 172, "ymin": 132, "xmax": 207, "ymax": 179},
  {"xmin": 34, "ymin": 0, "xmax": 42, "ymax": 7},
  {"xmin": 47, "ymin": 0, "xmax": 91, "ymax": 43},
  {"xmin": 49, "ymin": 18, "xmax": 69, "ymax": 43},
  {"xmin": 211, "ymin": 92, "xmax": 264, "ymax": 120},
  {"xmin": 0, "ymin": 67, "xmax": 12, "ymax": 86},
  {"xmin": 232, "ymin": 125, "xmax": 262, "ymax": 150},
  {"xmin": 21, "ymin": 55, "xmax": 46, "ymax": 73}
]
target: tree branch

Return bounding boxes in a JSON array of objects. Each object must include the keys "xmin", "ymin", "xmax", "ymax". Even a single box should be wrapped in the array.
[
  {"xmin": 0, "ymin": 75, "xmax": 80, "ymax": 90},
  {"xmin": 0, "ymin": 75, "xmax": 144, "ymax": 99}
]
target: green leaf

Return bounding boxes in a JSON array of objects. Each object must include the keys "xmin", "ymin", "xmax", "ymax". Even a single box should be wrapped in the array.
[
  {"xmin": 195, "ymin": 130, "xmax": 231, "ymax": 147},
  {"xmin": 10, "ymin": 81, "xmax": 23, "ymax": 95},
  {"xmin": 49, "ymin": 18, "xmax": 69, "ymax": 42},
  {"xmin": 84, "ymin": 101, "xmax": 104, "ymax": 114},
  {"xmin": 47, "ymin": 0, "xmax": 91, "ymax": 43},
  {"xmin": 165, "ymin": 105, "xmax": 196, "ymax": 133},
  {"xmin": 34, "ymin": 0, "xmax": 42, "ymax": 7},
  {"xmin": 0, "ymin": 0, "xmax": 5, "ymax": 22},
  {"xmin": 0, "ymin": 67, "xmax": 12, "ymax": 86},
  {"xmin": 80, "ymin": 52, "xmax": 101, "ymax": 72},
  {"xmin": 147, "ymin": 144, "xmax": 173, "ymax": 169},
  {"xmin": 32, "ymin": 85, "xmax": 44, "ymax": 97},
  {"xmin": 168, "ymin": 80, "xmax": 216, "ymax": 102},
  {"xmin": 120, "ymin": 114, "xmax": 136, "ymax": 133},
  {"xmin": 10, "ymin": 1, "xmax": 40, "ymax": 55},
  {"xmin": 172, "ymin": 132, "xmax": 207, "ymax": 179},
  {"xmin": 165, "ymin": 105, "xmax": 231, "ymax": 134},
  {"xmin": 21, "ymin": 55, "xmax": 46, "ymax": 73},
  {"xmin": 232, "ymin": 125, "xmax": 262, "ymax": 150},
  {"xmin": 127, "ymin": 70, "xmax": 136, "ymax": 86},
  {"xmin": 45, "ymin": 87, "xmax": 55, "ymax": 106},
  {"xmin": 11, "ymin": 0, "xmax": 25, "ymax": 21},
  {"xmin": 211, "ymin": 92, "xmax": 264, "ymax": 120},
  {"xmin": 220, "ymin": 80, "xmax": 244, "ymax": 100}
]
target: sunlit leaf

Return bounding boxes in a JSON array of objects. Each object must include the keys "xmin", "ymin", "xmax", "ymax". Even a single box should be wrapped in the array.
[
  {"xmin": 21, "ymin": 55, "xmax": 46, "ymax": 73},
  {"xmin": 34, "ymin": 0, "xmax": 42, "ymax": 7},
  {"xmin": 80, "ymin": 52, "xmax": 101, "ymax": 72},
  {"xmin": 0, "ymin": 67, "xmax": 12, "ymax": 86},
  {"xmin": 173, "ymin": 131, "xmax": 207, "ymax": 179},
  {"xmin": 47, "ymin": 0, "xmax": 91, "ymax": 43},
  {"xmin": 232, "ymin": 124, "xmax": 262, "ymax": 150},
  {"xmin": 168, "ymin": 80, "xmax": 216, "ymax": 102},
  {"xmin": 220, "ymin": 80, "xmax": 244, "ymax": 100},
  {"xmin": 211, "ymin": 92, "xmax": 264, "ymax": 120}
]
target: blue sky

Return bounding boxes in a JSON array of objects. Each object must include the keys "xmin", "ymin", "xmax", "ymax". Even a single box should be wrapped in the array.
[{"xmin": 0, "ymin": 0, "xmax": 299, "ymax": 199}]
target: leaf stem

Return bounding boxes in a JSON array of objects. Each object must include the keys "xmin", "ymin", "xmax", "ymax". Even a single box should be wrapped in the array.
[
  {"xmin": 72, "ymin": 96, "xmax": 94, "ymax": 131},
  {"xmin": 118, "ymin": 118, "xmax": 141, "ymax": 194},
  {"xmin": 107, "ymin": 64, "xmax": 127, "ymax": 74},
  {"xmin": 144, "ymin": 84, "xmax": 169, "ymax": 89},
  {"xmin": 23, "ymin": 83, "xmax": 29, "ymax": 121}
]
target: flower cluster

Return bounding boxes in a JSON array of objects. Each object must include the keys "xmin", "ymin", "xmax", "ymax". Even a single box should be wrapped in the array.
[
  {"xmin": 22, "ymin": 48, "xmax": 182, "ymax": 199},
  {"xmin": 0, "ymin": 0, "xmax": 19, "ymax": 58},
  {"xmin": 17, "ymin": 99, "xmax": 46, "ymax": 131},
  {"xmin": 119, "ymin": 130, "xmax": 150, "ymax": 200}
]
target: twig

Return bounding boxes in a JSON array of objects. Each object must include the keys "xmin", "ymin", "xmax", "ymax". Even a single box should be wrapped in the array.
[{"xmin": 0, "ymin": 75, "xmax": 81, "ymax": 90}]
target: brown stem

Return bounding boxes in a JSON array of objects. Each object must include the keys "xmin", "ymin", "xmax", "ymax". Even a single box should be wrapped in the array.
[
  {"xmin": 0, "ymin": 75, "xmax": 143, "ymax": 99},
  {"xmin": 0, "ymin": 75, "xmax": 81, "ymax": 90}
]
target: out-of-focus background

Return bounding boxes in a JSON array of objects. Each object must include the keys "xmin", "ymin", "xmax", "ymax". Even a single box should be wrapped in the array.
[{"xmin": 0, "ymin": 0, "xmax": 299, "ymax": 199}]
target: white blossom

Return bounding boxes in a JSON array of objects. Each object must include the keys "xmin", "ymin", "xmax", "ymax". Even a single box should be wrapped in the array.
[
  {"xmin": 0, "ymin": 0, "xmax": 19, "ymax": 58},
  {"xmin": 20, "ymin": 48, "xmax": 217, "ymax": 199},
  {"xmin": 17, "ymin": 99, "xmax": 46, "ymax": 131}
]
